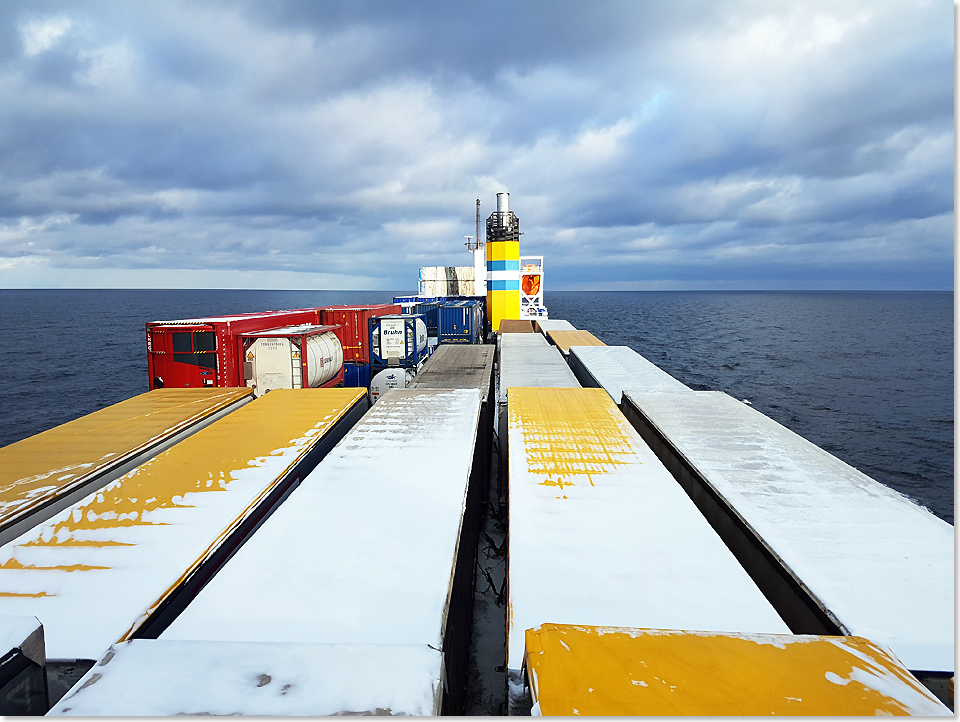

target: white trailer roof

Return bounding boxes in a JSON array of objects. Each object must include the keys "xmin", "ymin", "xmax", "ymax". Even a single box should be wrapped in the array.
[
  {"xmin": 0, "ymin": 389, "xmax": 366, "ymax": 661},
  {"xmin": 162, "ymin": 388, "xmax": 482, "ymax": 649},
  {"xmin": 50, "ymin": 639, "xmax": 443, "ymax": 716},
  {"xmin": 623, "ymin": 390, "xmax": 954, "ymax": 674},
  {"xmin": 569, "ymin": 346, "xmax": 690, "ymax": 404},
  {"xmin": 506, "ymin": 387, "xmax": 790, "ymax": 674},
  {"xmin": 535, "ymin": 319, "xmax": 576, "ymax": 334},
  {"xmin": 498, "ymin": 334, "xmax": 579, "ymax": 403}
]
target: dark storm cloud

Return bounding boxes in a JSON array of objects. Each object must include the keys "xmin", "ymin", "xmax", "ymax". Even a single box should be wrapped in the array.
[{"xmin": 0, "ymin": 0, "xmax": 952, "ymax": 289}]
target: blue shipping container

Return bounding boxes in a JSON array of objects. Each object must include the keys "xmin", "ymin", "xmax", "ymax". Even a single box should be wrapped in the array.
[
  {"xmin": 342, "ymin": 362, "xmax": 372, "ymax": 388},
  {"xmin": 438, "ymin": 300, "xmax": 482, "ymax": 345},
  {"xmin": 414, "ymin": 302, "xmax": 441, "ymax": 334}
]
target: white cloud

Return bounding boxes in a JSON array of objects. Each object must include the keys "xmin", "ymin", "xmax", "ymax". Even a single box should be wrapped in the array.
[
  {"xmin": 20, "ymin": 16, "xmax": 74, "ymax": 56},
  {"xmin": 76, "ymin": 42, "xmax": 137, "ymax": 89}
]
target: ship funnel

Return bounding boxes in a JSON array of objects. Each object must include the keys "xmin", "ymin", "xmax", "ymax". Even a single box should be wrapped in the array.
[{"xmin": 497, "ymin": 192, "xmax": 510, "ymax": 222}]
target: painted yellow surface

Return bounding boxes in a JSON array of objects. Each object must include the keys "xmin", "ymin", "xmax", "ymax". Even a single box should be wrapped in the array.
[
  {"xmin": 0, "ymin": 388, "xmax": 252, "ymax": 529},
  {"xmin": 487, "ymin": 240, "xmax": 520, "ymax": 262},
  {"xmin": 508, "ymin": 388, "xmax": 634, "ymax": 497},
  {"xmin": 546, "ymin": 329, "xmax": 605, "ymax": 354},
  {"xmin": 486, "ymin": 239, "xmax": 521, "ymax": 328},
  {"xmin": 0, "ymin": 389, "xmax": 365, "ymax": 614},
  {"xmin": 488, "ymin": 289, "xmax": 520, "ymax": 330},
  {"xmin": 524, "ymin": 624, "xmax": 948, "ymax": 716},
  {"xmin": 498, "ymin": 319, "xmax": 535, "ymax": 333}
]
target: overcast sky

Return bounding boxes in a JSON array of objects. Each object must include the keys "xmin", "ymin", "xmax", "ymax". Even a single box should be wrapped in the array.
[{"xmin": 0, "ymin": 1, "xmax": 953, "ymax": 291}]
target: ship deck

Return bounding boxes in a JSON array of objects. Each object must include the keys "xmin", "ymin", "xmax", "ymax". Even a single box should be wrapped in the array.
[{"xmin": 4, "ymin": 317, "xmax": 953, "ymax": 715}]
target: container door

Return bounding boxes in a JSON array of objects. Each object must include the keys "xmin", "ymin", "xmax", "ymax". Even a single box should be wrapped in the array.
[{"xmin": 150, "ymin": 329, "xmax": 218, "ymax": 389}]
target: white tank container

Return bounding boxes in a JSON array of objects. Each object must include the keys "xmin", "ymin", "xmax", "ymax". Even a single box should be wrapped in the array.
[
  {"xmin": 372, "ymin": 317, "xmax": 427, "ymax": 363},
  {"xmin": 369, "ymin": 367, "xmax": 416, "ymax": 404},
  {"xmin": 245, "ymin": 331, "xmax": 343, "ymax": 396}
]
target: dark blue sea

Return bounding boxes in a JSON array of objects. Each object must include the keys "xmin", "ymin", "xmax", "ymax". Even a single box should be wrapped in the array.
[{"xmin": 0, "ymin": 289, "xmax": 952, "ymax": 524}]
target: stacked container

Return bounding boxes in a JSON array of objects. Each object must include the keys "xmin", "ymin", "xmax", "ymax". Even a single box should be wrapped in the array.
[
  {"xmin": 414, "ymin": 301, "xmax": 441, "ymax": 336},
  {"xmin": 146, "ymin": 309, "xmax": 328, "ymax": 390},
  {"xmin": 319, "ymin": 304, "xmax": 401, "ymax": 388},
  {"xmin": 438, "ymin": 299, "xmax": 483, "ymax": 345}
]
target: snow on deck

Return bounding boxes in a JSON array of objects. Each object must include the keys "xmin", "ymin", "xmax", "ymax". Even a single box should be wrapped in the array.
[
  {"xmin": 50, "ymin": 639, "xmax": 443, "ymax": 716},
  {"xmin": 161, "ymin": 388, "xmax": 482, "ymax": 649},
  {"xmin": 506, "ymin": 387, "xmax": 789, "ymax": 674},
  {"xmin": 0, "ymin": 388, "xmax": 365, "ymax": 661},
  {"xmin": 569, "ymin": 345, "xmax": 690, "ymax": 404},
  {"xmin": 624, "ymin": 390, "xmax": 954, "ymax": 674}
]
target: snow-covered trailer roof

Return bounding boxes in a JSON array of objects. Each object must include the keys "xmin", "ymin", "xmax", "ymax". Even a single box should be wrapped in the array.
[
  {"xmin": 505, "ymin": 387, "xmax": 790, "ymax": 681},
  {"xmin": 498, "ymin": 334, "xmax": 579, "ymax": 404},
  {"xmin": 568, "ymin": 345, "xmax": 690, "ymax": 404},
  {"xmin": 621, "ymin": 390, "xmax": 954, "ymax": 675},
  {"xmin": 534, "ymin": 319, "xmax": 576, "ymax": 335},
  {"xmin": 50, "ymin": 639, "xmax": 444, "ymax": 716},
  {"xmin": 160, "ymin": 389, "xmax": 483, "ymax": 708},
  {"xmin": 0, "ymin": 388, "xmax": 252, "ymax": 548},
  {"xmin": 523, "ymin": 624, "xmax": 950, "ymax": 716},
  {"xmin": 0, "ymin": 388, "xmax": 366, "ymax": 662}
]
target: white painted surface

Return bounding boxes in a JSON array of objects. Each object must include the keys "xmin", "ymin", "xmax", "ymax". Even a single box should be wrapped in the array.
[
  {"xmin": 625, "ymin": 390, "xmax": 955, "ymax": 673},
  {"xmin": 570, "ymin": 346, "xmax": 690, "ymax": 403},
  {"xmin": 498, "ymin": 334, "xmax": 579, "ymax": 404},
  {"xmin": 50, "ymin": 639, "xmax": 442, "ymax": 716},
  {"xmin": 506, "ymin": 389, "xmax": 790, "ymax": 674},
  {"xmin": 162, "ymin": 389, "xmax": 482, "ymax": 649}
]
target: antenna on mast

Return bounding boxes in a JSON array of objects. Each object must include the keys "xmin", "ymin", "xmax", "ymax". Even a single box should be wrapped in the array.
[{"xmin": 476, "ymin": 198, "xmax": 482, "ymax": 251}]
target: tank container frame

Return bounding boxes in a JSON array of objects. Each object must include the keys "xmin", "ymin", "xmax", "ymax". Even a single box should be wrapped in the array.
[{"xmin": 369, "ymin": 314, "xmax": 430, "ymax": 370}]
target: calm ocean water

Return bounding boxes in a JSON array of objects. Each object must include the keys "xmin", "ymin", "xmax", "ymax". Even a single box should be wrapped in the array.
[{"xmin": 0, "ymin": 289, "xmax": 953, "ymax": 523}]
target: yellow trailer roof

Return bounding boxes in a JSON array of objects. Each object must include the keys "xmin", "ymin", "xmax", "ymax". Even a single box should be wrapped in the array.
[
  {"xmin": 524, "ymin": 624, "xmax": 949, "ymax": 716},
  {"xmin": 545, "ymin": 329, "xmax": 605, "ymax": 354},
  {"xmin": 0, "ymin": 389, "xmax": 252, "ymax": 542},
  {"xmin": 0, "ymin": 388, "xmax": 366, "ymax": 661},
  {"xmin": 498, "ymin": 319, "xmax": 535, "ymax": 333}
]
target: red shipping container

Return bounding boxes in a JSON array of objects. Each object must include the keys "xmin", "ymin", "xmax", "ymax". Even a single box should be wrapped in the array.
[
  {"xmin": 146, "ymin": 308, "xmax": 326, "ymax": 390},
  {"xmin": 319, "ymin": 304, "xmax": 401, "ymax": 363}
]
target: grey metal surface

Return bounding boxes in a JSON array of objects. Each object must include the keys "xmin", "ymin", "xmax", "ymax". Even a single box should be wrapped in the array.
[{"xmin": 410, "ymin": 345, "xmax": 495, "ymax": 402}]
